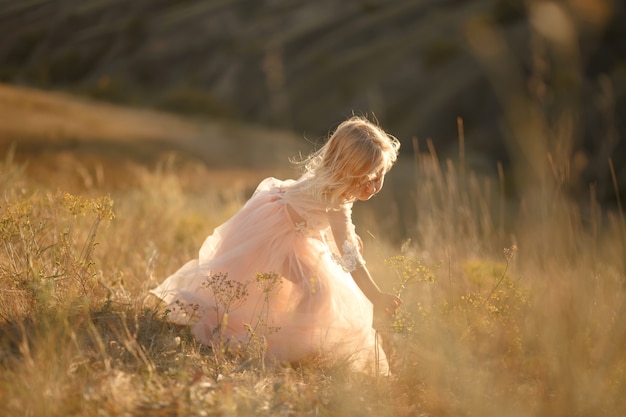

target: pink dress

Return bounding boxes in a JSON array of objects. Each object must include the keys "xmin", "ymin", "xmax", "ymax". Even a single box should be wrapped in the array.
[{"xmin": 150, "ymin": 176, "xmax": 387, "ymax": 372}]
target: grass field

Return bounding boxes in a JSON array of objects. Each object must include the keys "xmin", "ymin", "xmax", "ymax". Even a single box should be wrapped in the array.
[{"xmin": 1, "ymin": 83, "xmax": 626, "ymax": 416}]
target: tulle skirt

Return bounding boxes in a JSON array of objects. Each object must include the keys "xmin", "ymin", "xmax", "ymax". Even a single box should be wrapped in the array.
[{"xmin": 150, "ymin": 178, "xmax": 387, "ymax": 372}]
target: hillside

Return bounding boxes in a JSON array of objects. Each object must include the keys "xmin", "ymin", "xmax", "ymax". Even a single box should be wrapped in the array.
[
  {"xmin": 0, "ymin": 83, "xmax": 306, "ymax": 191},
  {"xmin": 0, "ymin": 0, "xmax": 624, "ymax": 204}
]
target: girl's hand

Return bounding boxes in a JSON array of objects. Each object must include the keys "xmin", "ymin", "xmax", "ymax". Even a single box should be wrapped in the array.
[
  {"xmin": 375, "ymin": 292, "xmax": 402, "ymax": 317},
  {"xmin": 372, "ymin": 292, "xmax": 402, "ymax": 331}
]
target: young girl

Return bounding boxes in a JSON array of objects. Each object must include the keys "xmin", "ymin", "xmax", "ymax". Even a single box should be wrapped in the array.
[{"xmin": 150, "ymin": 116, "xmax": 402, "ymax": 372}]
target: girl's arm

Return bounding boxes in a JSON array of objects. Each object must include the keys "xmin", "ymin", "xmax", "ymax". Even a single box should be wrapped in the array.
[{"xmin": 328, "ymin": 206, "xmax": 401, "ymax": 314}]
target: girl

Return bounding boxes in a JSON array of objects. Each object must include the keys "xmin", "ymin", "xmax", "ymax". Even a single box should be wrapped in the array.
[{"xmin": 150, "ymin": 116, "xmax": 402, "ymax": 372}]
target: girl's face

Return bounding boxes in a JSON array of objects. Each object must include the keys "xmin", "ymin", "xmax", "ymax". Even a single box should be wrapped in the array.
[{"xmin": 354, "ymin": 171, "xmax": 385, "ymax": 201}]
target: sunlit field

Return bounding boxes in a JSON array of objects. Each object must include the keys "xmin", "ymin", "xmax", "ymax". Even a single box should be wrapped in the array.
[{"xmin": 1, "ymin": 83, "xmax": 626, "ymax": 416}]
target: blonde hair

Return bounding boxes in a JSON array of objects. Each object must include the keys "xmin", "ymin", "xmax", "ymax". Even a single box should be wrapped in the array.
[{"xmin": 297, "ymin": 116, "xmax": 400, "ymax": 205}]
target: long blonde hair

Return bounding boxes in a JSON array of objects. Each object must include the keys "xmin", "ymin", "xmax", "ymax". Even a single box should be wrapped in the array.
[{"xmin": 297, "ymin": 116, "xmax": 400, "ymax": 205}]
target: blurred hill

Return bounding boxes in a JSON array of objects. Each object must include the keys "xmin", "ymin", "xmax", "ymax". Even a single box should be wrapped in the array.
[
  {"xmin": 0, "ymin": 82, "xmax": 306, "ymax": 192},
  {"xmin": 0, "ymin": 0, "xmax": 624, "ymax": 204}
]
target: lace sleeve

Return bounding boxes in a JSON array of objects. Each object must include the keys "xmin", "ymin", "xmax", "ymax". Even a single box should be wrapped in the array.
[
  {"xmin": 333, "ymin": 239, "xmax": 366, "ymax": 272},
  {"xmin": 328, "ymin": 204, "xmax": 366, "ymax": 272}
]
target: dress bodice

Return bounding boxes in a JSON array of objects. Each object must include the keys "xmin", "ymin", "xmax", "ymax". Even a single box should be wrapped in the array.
[{"xmin": 258, "ymin": 176, "xmax": 366, "ymax": 273}]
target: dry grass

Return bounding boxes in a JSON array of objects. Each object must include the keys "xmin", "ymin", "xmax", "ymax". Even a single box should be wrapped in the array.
[{"xmin": 2, "ymin": 142, "xmax": 625, "ymax": 417}]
